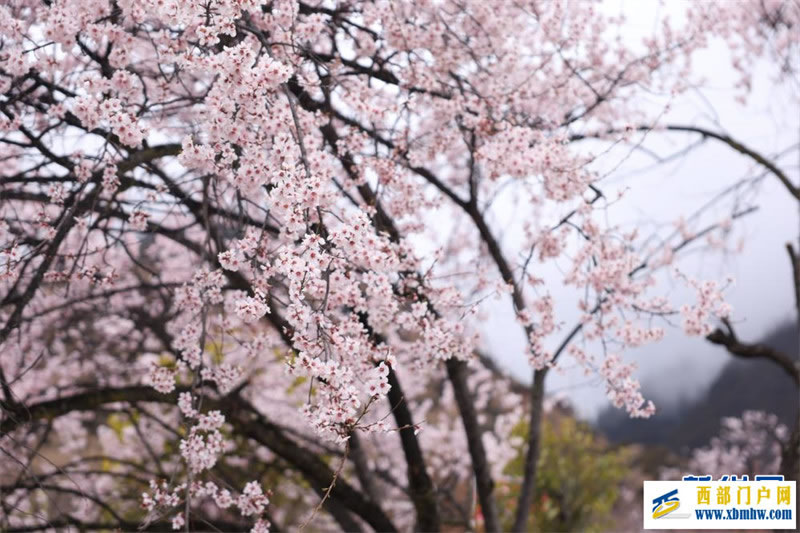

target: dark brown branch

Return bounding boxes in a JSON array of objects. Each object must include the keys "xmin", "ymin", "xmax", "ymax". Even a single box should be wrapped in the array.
[
  {"xmin": 706, "ymin": 318, "xmax": 799, "ymax": 384},
  {"xmin": 510, "ymin": 369, "xmax": 546, "ymax": 532},
  {"xmin": 662, "ymin": 125, "xmax": 799, "ymax": 201},
  {"xmin": 787, "ymin": 244, "xmax": 800, "ymax": 324},
  {"xmin": 462, "ymin": 196, "xmax": 543, "ymax": 533},
  {"xmin": 0, "ymin": 386, "xmax": 397, "ymax": 533},
  {"xmin": 781, "ymin": 244, "xmax": 800, "ymax": 481},
  {"xmin": 229, "ymin": 398, "xmax": 394, "ymax": 532},
  {"xmin": 571, "ymin": 125, "xmax": 799, "ymax": 201},
  {"xmin": 385, "ymin": 368, "xmax": 441, "ymax": 532},
  {"xmin": 348, "ymin": 431, "xmax": 381, "ymax": 504},
  {"xmin": 446, "ymin": 359, "xmax": 501, "ymax": 532}
]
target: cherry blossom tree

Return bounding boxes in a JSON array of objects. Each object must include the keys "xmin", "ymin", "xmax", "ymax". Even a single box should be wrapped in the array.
[
  {"xmin": 0, "ymin": 0, "xmax": 794, "ymax": 531},
  {"xmin": 660, "ymin": 410, "xmax": 789, "ymax": 481},
  {"xmin": 689, "ymin": 411, "xmax": 789, "ymax": 478},
  {"xmin": 596, "ymin": 0, "xmax": 800, "ymax": 482}
]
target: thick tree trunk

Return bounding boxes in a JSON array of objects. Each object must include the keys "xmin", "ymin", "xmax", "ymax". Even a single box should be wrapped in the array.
[
  {"xmin": 446, "ymin": 358, "xmax": 500, "ymax": 532},
  {"xmin": 511, "ymin": 369, "xmax": 547, "ymax": 532},
  {"xmin": 386, "ymin": 369, "xmax": 441, "ymax": 532}
]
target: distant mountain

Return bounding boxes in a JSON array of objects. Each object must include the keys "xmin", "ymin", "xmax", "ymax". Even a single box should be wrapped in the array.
[{"xmin": 597, "ymin": 323, "xmax": 799, "ymax": 453}]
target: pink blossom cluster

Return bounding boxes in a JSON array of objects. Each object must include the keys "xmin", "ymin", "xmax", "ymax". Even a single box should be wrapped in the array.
[
  {"xmin": 680, "ymin": 276, "xmax": 734, "ymax": 336},
  {"xmin": 291, "ymin": 353, "xmax": 394, "ymax": 442},
  {"xmin": 662, "ymin": 411, "xmax": 789, "ymax": 479},
  {"xmin": 142, "ymin": 479, "xmax": 271, "ymax": 532},
  {"xmin": 177, "ymin": 393, "xmax": 227, "ymax": 473}
]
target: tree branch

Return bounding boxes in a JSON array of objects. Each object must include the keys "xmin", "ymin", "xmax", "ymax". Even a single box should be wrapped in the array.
[
  {"xmin": 706, "ymin": 318, "xmax": 799, "ymax": 384},
  {"xmin": 0, "ymin": 386, "xmax": 397, "ymax": 532},
  {"xmin": 446, "ymin": 359, "xmax": 501, "ymax": 532},
  {"xmin": 662, "ymin": 125, "xmax": 799, "ymax": 200}
]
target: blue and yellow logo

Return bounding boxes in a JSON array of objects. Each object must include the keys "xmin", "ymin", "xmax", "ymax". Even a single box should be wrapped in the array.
[{"xmin": 652, "ymin": 489, "xmax": 680, "ymax": 518}]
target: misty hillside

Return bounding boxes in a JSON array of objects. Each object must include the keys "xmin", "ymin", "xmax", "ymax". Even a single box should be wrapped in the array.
[{"xmin": 597, "ymin": 323, "xmax": 799, "ymax": 453}]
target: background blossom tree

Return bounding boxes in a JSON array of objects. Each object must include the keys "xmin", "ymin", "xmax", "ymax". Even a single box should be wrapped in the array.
[
  {"xmin": 594, "ymin": 0, "xmax": 800, "ymax": 481},
  {"xmin": 683, "ymin": 411, "xmax": 789, "ymax": 479},
  {"xmin": 0, "ymin": 0, "xmax": 796, "ymax": 531}
]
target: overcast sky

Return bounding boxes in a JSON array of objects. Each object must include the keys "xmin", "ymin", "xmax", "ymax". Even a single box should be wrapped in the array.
[{"xmin": 482, "ymin": 0, "xmax": 800, "ymax": 420}]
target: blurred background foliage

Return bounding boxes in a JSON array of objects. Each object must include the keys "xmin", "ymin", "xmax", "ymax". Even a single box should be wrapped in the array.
[{"xmin": 498, "ymin": 409, "xmax": 631, "ymax": 532}]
